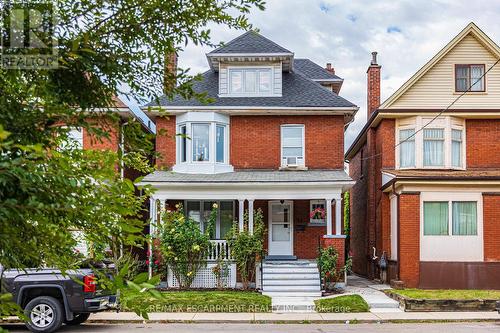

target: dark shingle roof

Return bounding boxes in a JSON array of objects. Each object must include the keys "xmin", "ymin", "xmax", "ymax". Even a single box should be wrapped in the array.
[
  {"xmin": 141, "ymin": 169, "xmax": 352, "ymax": 183},
  {"xmin": 293, "ymin": 59, "xmax": 342, "ymax": 81},
  {"xmin": 208, "ymin": 31, "xmax": 292, "ymax": 55},
  {"xmin": 147, "ymin": 70, "xmax": 356, "ymax": 108}
]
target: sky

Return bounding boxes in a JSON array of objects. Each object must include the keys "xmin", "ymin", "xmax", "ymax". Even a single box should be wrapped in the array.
[{"xmin": 126, "ymin": 0, "xmax": 500, "ymax": 149}]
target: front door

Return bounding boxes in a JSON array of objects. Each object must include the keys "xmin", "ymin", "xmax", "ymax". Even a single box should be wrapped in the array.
[{"xmin": 268, "ymin": 201, "xmax": 293, "ymax": 256}]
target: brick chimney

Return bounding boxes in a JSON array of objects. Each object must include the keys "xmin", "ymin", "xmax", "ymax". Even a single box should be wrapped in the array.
[
  {"xmin": 163, "ymin": 51, "xmax": 178, "ymax": 94},
  {"xmin": 367, "ymin": 51, "xmax": 381, "ymax": 118},
  {"xmin": 325, "ymin": 63, "xmax": 335, "ymax": 75}
]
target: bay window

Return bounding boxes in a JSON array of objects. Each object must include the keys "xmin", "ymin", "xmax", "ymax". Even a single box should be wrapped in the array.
[
  {"xmin": 396, "ymin": 116, "xmax": 465, "ymax": 169},
  {"xmin": 174, "ymin": 112, "xmax": 232, "ymax": 174}
]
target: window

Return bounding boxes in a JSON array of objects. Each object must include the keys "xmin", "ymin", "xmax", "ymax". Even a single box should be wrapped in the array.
[
  {"xmin": 310, "ymin": 200, "xmax": 326, "ymax": 224},
  {"xmin": 396, "ymin": 116, "xmax": 465, "ymax": 169},
  {"xmin": 423, "ymin": 201, "xmax": 478, "ymax": 236},
  {"xmin": 452, "ymin": 202, "xmax": 477, "ymax": 235},
  {"xmin": 229, "ymin": 68, "xmax": 273, "ymax": 95},
  {"xmin": 185, "ymin": 200, "xmax": 234, "ymax": 239},
  {"xmin": 399, "ymin": 129, "xmax": 415, "ymax": 168},
  {"xmin": 192, "ymin": 124, "xmax": 210, "ymax": 162},
  {"xmin": 281, "ymin": 125, "xmax": 304, "ymax": 167},
  {"xmin": 451, "ymin": 129, "xmax": 462, "ymax": 168},
  {"xmin": 180, "ymin": 125, "xmax": 187, "ymax": 163},
  {"xmin": 216, "ymin": 125, "xmax": 225, "ymax": 163},
  {"xmin": 60, "ymin": 127, "xmax": 83, "ymax": 150},
  {"xmin": 455, "ymin": 64, "xmax": 485, "ymax": 92},
  {"xmin": 423, "ymin": 129, "xmax": 444, "ymax": 167},
  {"xmin": 424, "ymin": 202, "xmax": 449, "ymax": 235}
]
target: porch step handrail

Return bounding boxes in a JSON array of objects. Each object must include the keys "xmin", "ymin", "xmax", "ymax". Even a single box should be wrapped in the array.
[{"xmin": 207, "ymin": 239, "xmax": 232, "ymax": 261}]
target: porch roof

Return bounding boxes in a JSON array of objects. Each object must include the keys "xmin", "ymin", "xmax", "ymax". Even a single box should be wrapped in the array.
[{"xmin": 140, "ymin": 169, "xmax": 352, "ymax": 184}]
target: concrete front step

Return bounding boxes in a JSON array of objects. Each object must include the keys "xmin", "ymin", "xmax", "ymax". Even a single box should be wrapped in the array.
[
  {"xmin": 262, "ymin": 291, "xmax": 322, "ymax": 297},
  {"xmin": 263, "ymin": 263, "xmax": 317, "ymax": 268},
  {"xmin": 263, "ymin": 273, "xmax": 319, "ymax": 280},
  {"xmin": 263, "ymin": 267, "xmax": 319, "ymax": 274},
  {"xmin": 263, "ymin": 279, "xmax": 319, "ymax": 286},
  {"xmin": 263, "ymin": 285, "xmax": 320, "ymax": 292}
]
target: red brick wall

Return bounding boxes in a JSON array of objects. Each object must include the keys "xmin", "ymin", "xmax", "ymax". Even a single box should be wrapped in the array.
[
  {"xmin": 483, "ymin": 194, "xmax": 500, "ymax": 262},
  {"xmin": 398, "ymin": 192, "xmax": 420, "ymax": 288},
  {"xmin": 321, "ymin": 237, "xmax": 346, "ymax": 270},
  {"xmin": 230, "ymin": 115, "xmax": 344, "ymax": 169},
  {"xmin": 466, "ymin": 119, "xmax": 500, "ymax": 168},
  {"xmin": 367, "ymin": 64, "xmax": 381, "ymax": 117},
  {"xmin": 82, "ymin": 117, "xmax": 119, "ymax": 151},
  {"xmin": 155, "ymin": 116, "xmax": 176, "ymax": 168}
]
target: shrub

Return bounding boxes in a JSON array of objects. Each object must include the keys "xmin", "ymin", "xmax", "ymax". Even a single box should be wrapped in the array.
[
  {"xmin": 318, "ymin": 246, "xmax": 339, "ymax": 290},
  {"xmin": 159, "ymin": 204, "xmax": 216, "ymax": 289},
  {"xmin": 226, "ymin": 209, "xmax": 265, "ymax": 289}
]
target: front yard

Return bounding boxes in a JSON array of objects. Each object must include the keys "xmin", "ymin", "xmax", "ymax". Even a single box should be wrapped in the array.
[
  {"xmin": 121, "ymin": 290, "xmax": 272, "ymax": 313},
  {"xmin": 389, "ymin": 289, "xmax": 500, "ymax": 300},
  {"xmin": 314, "ymin": 295, "xmax": 370, "ymax": 313}
]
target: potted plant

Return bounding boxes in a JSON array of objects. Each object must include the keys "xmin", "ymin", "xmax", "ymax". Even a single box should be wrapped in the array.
[{"xmin": 309, "ymin": 207, "xmax": 326, "ymax": 224}]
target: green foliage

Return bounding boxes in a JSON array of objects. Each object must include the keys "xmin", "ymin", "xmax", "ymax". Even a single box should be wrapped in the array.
[
  {"xmin": 318, "ymin": 246, "xmax": 339, "ymax": 290},
  {"xmin": 212, "ymin": 249, "xmax": 230, "ymax": 289},
  {"xmin": 159, "ymin": 204, "xmax": 216, "ymax": 288},
  {"xmin": 226, "ymin": 209, "xmax": 265, "ymax": 289},
  {"xmin": 343, "ymin": 191, "xmax": 350, "ymax": 236},
  {"xmin": 315, "ymin": 295, "xmax": 370, "ymax": 313},
  {"xmin": 389, "ymin": 288, "xmax": 500, "ymax": 300},
  {"xmin": 0, "ymin": 0, "xmax": 265, "ymax": 319}
]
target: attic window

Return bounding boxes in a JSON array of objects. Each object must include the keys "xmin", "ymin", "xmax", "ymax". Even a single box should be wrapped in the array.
[
  {"xmin": 455, "ymin": 64, "xmax": 485, "ymax": 92},
  {"xmin": 228, "ymin": 67, "xmax": 272, "ymax": 95}
]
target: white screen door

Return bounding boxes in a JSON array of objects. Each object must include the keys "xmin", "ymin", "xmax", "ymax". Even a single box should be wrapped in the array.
[{"xmin": 268, "ymin": 201, "xmax": 293, "ymax": 255}]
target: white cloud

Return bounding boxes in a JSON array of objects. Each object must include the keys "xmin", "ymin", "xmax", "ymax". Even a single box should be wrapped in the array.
[{"xmin": 171, "ymin": 0, "xmax": 500, "ymax": 149}]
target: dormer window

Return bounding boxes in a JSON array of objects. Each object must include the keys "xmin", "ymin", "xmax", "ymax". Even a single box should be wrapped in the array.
[
  {"xmin": 173, "ymin": 112, "xmax": 233, "ymax": 174},
  {"xmin": 227, "ymin": 67, "xmax": 273, "ymax": 96}
]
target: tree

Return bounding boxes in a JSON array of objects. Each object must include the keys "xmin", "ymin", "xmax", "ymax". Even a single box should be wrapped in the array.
[{"xmin": 0, "ymin": 0, "xmax": 265, "ymax": 318}]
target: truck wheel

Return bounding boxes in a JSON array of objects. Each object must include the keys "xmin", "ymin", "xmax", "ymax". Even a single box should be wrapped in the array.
[
  {"xmin": 65, "ymin": 312, "xmax": 90, "ymax": 325},
  {"xmin": 24, "ymin": 296, "xmax": 64, "ymax": 333}
]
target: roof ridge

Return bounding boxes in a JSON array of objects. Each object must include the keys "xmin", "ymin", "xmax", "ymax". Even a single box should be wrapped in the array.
[{"xmin": 208, "ymin": 30, "xmax": 292, "ymax": 54}]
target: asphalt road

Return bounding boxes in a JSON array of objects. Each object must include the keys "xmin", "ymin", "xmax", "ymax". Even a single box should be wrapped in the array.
[{"xmin": 2, "ymin": 322, "xmax": 500, "ymax": 332}]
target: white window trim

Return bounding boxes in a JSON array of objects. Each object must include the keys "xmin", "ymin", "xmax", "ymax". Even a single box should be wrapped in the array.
[
  {"xmin": 226, "ymin": 65, "xmax": 276, "ymax": 97},
  {"xmin": 310, "ymin": 199, "xmax": 326, "ymax": 225},
  {"xmin": 280, "ymin": 124, "xmax": 305, "ymax": 168},
  {"xmin": 184, "ymin": 200, "xmax": 235, "ymax": 239},
  {"xmin": 420, "ymin": 191, "xmax": 483, "ymax": 262},
  {"xmin": 395, "ymin": 116, "xmax": 466, "ymax": 170}
]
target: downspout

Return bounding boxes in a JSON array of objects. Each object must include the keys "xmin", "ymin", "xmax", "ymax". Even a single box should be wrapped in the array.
[{"xmin": 392, "ymin": 182, "xmax": 401, "ymax": 280}]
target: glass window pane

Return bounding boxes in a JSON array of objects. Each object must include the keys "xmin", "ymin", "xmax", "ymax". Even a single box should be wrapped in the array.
[
  {"xmin": 282, "ymin": 127, "xmax": 303, "ymax": 147},
  {"xmin": 63, "ymin": 127, "xmax": 83, "ymax": 149},
  {"xmin": 219, "ymin": 201, "xmax": 234, "ymax": 239},
  {"xmin": 180, "ymin": 125, "xmax": 187, "ymax": 162},
  {"xmin": 271, "ymin": 205, "xmax": 289, "ymax": 223},
  {"xmin": 452, "ymin": 202, "xmax": 477, "ymax": 235},
  {"xmin": 203, "ymin": 201, "xmax": 216, "ymax": 237},
  {"xmin": 192, "ymin": 124, "xmax": 210, "ymax": 161},
  {"xmin": 230, "ymin": 70, "xmax": 242, "ymax": 93},
  {"xmin": 272, "ymin": 224, "xmax": 290, "ymax": 241},
  {"xmin": 283, "ymin": 147, "xmax": 303, "ymax": 157},
  {"xmin": 244, "ymin": 70, "xmax": 257, "ymax": 93},
  {"xmin": 470, "ymin": 65, "xmax": 484, "ymax": 91},
  {"xmin": 399, "ymin": 129, "xmax": 415, "ymax": 168},
  {"xmin": 423, "ymin": 129, "xmax": 444, "ymax": 166},
  {"xmin": 216, "ymin": 125, "xmax": 225, "ymax": 163},
  {"xmin": 259, "ymin": 69, "xmax": 272, "ymax": 92},
  {"xmin": 424, "ymin": 202, "xmax": 449, "ymax": 235},
  {"xmin": 452, "ymin": 129, "xmax": 462, "ymax": 168},
  {"xmin": 456, "ymin": 66, "xmax": 469, "ymax": 91},
  {"xmin": 187, "ymin": 201, "xmax": 201, "ymax": 227}
]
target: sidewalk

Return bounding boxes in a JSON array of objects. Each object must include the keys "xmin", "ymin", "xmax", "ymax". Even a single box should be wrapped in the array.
[{"xmin": 45, "ymin": 311, "xmax": 500, "ymax": 323}]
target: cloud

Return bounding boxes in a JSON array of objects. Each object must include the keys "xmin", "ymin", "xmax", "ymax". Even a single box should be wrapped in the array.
[{"xmin": 145, "ymin": 0, "xmax": 500, "ymax": 150}]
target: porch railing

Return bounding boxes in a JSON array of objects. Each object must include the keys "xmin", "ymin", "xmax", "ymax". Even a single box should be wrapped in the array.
[{"xmin": 207, "ymin": 240, "xmax": 232, "ymax": 261}]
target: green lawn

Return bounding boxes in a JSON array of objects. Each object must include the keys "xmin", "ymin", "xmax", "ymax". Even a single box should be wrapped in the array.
[
  {"xmin": 314, "ymin": 295, "xmax": 370, "ymax": 313},
  {"xmin": 121, "ymin": 290, "xmax": 272, "ymax": 312},
  {"xmin": 389, "ymin": 289, "xmax": 500, "ymax": 300}
]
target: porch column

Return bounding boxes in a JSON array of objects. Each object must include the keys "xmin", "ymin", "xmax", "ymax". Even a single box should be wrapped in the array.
[
  {"xmin": 148, "ymin": 197, "xmax": 156, "ymax": 279},
  {"xmin": 238, "ymin": 199, "xmax": 245, "ymax": 232},
  {"xmin": 248, "ymin": 199, "xmax": 255, "ymax": 234},
  {"xmin": 335, "ymin": 197, "xmax": 342, "ymax": 235},
  {"xmin": 326, "ymin": 198, "xmax": 333, "ymax": 236}
]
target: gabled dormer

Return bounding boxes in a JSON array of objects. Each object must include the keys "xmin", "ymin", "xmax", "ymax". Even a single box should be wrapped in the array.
[{"xmin": 206, "ymin": 31, "xmax": 294, "ymax": 97}]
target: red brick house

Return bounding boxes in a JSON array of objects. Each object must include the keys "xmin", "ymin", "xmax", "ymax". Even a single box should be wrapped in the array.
[
  {"xmin": 140, "ymin": 31, "xmax": 358, "ymax": 296},
  {"xmin": 345, "ymin": 23, "xmax": 500, "ymax": 289}
]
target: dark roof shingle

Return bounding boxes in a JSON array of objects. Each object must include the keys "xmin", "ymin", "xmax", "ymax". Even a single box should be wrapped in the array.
[
  {"xmin": 293, "ymin": 59, "xmax": 342, "ymax": 81},
  {"xmin": 208, "ymin": 31, "xmax": 292, "ymax": 54}
]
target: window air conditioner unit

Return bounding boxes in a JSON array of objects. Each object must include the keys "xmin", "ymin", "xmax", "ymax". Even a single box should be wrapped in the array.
[{"xmin": 283, "ymin": 156, "xmax": 303, "ymax": 167}]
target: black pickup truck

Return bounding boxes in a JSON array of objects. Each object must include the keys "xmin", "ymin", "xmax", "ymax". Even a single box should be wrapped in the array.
[{"xmin": 0, "ymin": 265, "xmax": 117, "ymax": 333}]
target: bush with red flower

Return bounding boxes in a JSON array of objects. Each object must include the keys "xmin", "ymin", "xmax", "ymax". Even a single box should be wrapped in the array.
[{"xmin": 309, "ymin": 207, "xmax": 326, "ymax": 220}]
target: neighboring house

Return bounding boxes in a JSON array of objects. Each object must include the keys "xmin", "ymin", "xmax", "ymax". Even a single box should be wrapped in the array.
[
  {"xmin": 140, "ymin": 31, "xmax": 358, "ymax": 293},
  {"xmin": 345, "ymin": 23, "xmax": 500, "ymax": 289}
]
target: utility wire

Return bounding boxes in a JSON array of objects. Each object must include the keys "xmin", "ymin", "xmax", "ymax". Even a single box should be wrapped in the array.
[{"xmin": 359, "ymin": 57, "xmax": 500, "ymax": 161}]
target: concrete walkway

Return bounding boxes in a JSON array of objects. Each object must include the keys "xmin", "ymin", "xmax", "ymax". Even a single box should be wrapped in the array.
[{"xmin": 338, "ymin": 274, "xmax": 401, "ymax": 312}]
